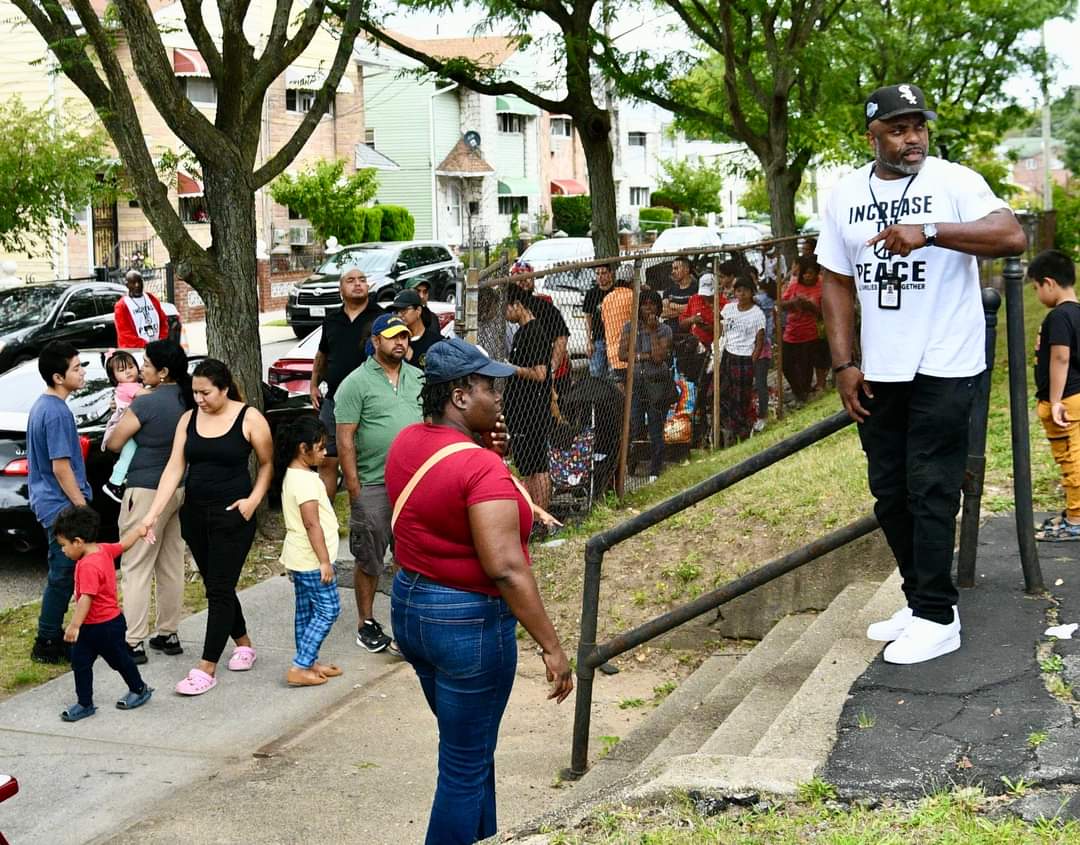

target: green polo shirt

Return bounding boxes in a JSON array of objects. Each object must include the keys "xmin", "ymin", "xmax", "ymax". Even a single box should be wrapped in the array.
[{"xmin": 334, "ymin": 356, "xmax": 423, "ymax": 485}]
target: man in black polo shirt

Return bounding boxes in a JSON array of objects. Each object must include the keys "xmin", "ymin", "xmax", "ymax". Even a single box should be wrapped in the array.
[{"xmin": 310, "ymin": 265, "xmax": 385, "ymax": 498}]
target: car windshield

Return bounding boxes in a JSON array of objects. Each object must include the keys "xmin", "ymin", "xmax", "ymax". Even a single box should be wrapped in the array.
[
  {"xmin": 0, "ymin": 357, "xmax": 112, "ymax": 421},
  {"xmin": 0, "ymin": 285, "xmax": 65, "ymax": 332},
  {"xmin": 316, "ymin": 249, "xmax": 395, "ymax": 275},
  {"xmin": 521, "ymin": 239, "xmax": 594, "ymax": 263}
]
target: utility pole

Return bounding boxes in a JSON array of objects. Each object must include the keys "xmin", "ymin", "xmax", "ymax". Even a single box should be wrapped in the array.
[{"xmin": 1042, "ymin": 23, "xmax": 1053, "ymax": 211}]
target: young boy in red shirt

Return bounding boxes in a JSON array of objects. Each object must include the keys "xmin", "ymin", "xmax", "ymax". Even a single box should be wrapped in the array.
[{"xmin": 56, "ymin": 506, "xmax": 153, "ymax": 722}]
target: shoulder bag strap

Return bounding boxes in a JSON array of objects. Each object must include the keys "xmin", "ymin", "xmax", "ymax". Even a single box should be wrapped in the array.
[{"xmin": 391, "ymin": 442, "xmax": 481, "ymax": 529}]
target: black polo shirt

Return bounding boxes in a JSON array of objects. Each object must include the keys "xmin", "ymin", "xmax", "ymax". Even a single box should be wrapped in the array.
[
  {"xmin": 421, "ymin": 305, "xmax": 440, "ymax": 335},
  {"xmin": 405, "ymin": 325, "xmax": 444, "ymax": 370},
  {"xmin": 318, "ymin": 302, "xmax": 386, "ymax": 398}
]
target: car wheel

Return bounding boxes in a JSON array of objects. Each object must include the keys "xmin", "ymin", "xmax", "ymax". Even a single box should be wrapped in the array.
[
  {"xmin": 292, "ymin": 325, "xmax": 312, "ymax": 339},
  {"xmin": 376, "ymin": 286, "xmax": 398, "ymax": 304},
  {"xmin": 440, "ymin": 285, "xmax": 456, "ymax": 305}
]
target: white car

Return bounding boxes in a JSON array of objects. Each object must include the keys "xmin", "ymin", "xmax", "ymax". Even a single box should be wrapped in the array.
[{"xmin": 650, "ymin": 226, "xmax": 722, "ymax": 253}]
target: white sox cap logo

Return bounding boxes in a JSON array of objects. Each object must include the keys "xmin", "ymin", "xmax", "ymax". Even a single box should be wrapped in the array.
[
  {"xmin": 898, "ymin": 85, "xmax": 918, "ymax": 105},
  {"xmin": 866, "ymin": 102, "xmax": 879, "ymax": 118}
]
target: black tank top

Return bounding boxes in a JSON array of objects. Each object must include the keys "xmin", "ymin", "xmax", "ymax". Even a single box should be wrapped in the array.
[{"xmin": 184, "ymin": 405, "xmax": 253, "ymax": 503}]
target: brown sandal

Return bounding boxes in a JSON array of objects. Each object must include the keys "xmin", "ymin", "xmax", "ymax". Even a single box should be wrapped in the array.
[
  {"xmin": 313, "ymin": 662, "xmax": 342, "ymax": 678},
  {"xmin": 286, "ymin": 666, "xmax": 327, "ymax": 687}
]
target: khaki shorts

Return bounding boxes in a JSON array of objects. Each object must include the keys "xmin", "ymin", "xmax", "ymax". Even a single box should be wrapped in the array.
[{"xmin": 349, "ymin": 484, "xmax": 392, "ymax": 577}]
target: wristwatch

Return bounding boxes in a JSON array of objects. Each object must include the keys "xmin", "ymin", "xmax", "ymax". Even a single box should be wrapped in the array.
[{"xmin": 922, "ymin": 223, "xmax": 938, "ymax": 248}]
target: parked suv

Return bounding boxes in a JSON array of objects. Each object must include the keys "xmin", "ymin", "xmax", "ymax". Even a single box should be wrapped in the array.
[
  {"xmin": 285, "ymin": 241, "xmax": 463, "ymax": 338},
  {"xmin": 0, "ymin": 281, "xmax": 181, "ymax": 375}
]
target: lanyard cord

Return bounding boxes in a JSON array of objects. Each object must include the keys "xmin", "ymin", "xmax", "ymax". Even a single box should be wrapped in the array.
[{"xmin": 868, "ymin": 166, "xmax": 918, "ymax": 265}]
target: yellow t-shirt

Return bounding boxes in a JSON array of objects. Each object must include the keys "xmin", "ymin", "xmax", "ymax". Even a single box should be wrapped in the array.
[{"xmin": 281, "ymin": 467, "xmax": 339, "ymax": 572}]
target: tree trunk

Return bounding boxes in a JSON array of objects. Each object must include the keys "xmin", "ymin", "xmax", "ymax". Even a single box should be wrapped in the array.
[
  {"xmin": 198, "ymin": 167, "xmax": 264, "ymax": 411},
  {"xmin": 765, "ymin": 161, "xmax": 803, "ymax": 265},
  {"xmin": 578, "ymin": 107, "xmax": 620, "ymax": 259}
]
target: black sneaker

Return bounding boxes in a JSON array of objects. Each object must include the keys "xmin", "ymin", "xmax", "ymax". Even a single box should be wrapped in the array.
[
  {"xmin": 102, "ymin": 481, "xmax": 125, "ymax": 504},
  {"xmin": 127, "ymin": 642, "xmax": 148, "ymax": 665},
  {"xmin": 356, "ymin": 619, "xmax": 391, "ymax": 653},
  {"xmin": 148, "ymin": 632, "xmax": 183, "ymax": 655},
  {"xmin": 31, "ymin": 637, "xmax": 68, "ymax": 664}
]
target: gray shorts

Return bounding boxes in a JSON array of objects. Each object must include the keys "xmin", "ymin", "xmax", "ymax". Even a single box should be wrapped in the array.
[
  {"xmin": 319, "ymin": 396, "xmax": 337, "ymax": 457},
  {"xmin": 349, "ymin": 484, "xmax": 392, "ymax": 577}
]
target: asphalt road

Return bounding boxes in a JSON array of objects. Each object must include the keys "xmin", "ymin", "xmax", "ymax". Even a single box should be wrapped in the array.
[{"xmin": 0, "ymin": 340, "xmax": 302, "ymax": 610}]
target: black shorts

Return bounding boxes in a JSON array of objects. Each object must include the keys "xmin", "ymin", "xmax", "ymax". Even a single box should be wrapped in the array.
[{"xmin": 318, "ymin": 396, "xmax": 337, "ymax": 458}]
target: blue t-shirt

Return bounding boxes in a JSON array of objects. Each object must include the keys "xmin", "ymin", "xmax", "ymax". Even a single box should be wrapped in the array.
[{"xmin": 27, "ymin": 393, "xmax": 91, "ymax": 527}]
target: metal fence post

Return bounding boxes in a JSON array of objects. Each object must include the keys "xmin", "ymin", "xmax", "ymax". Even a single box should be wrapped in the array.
[
  {"xmin": 566, "ymin": 541, "xmax": 604, "ymax": 779},
  {"xmin": 165, "ymin": 261, "xmax": 175, "ymax": 304},
  {"xmin": 957, "ymin": 287, "xmax": 1002, "ymax": 588},
  {"xmin": 464, "ymin": 267, "xmax": 479, "ymax": 345},
  {"xmin": 1003, "ymin": 256, "xmax": 1044, "ymax": 594}
]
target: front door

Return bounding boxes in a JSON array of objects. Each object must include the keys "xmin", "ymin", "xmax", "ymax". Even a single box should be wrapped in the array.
[
  {"xmin": 444, "ymin": 181, "xmax": 463, "ymax": 248},
  {"xmin": 92, "ymin": 192, "xmax": 119, "ymax": 270}
]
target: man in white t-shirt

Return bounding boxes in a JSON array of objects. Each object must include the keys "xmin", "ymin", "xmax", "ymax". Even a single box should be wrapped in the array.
[
  {"xmin": 114, "ymin": 271, "xmax": 168, "ymax": 349},
  {"xmin": 819, "ymin": 83, "xmax": 1027, "ymax": 665}
]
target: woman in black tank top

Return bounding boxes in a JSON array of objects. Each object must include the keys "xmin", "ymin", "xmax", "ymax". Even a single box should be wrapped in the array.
[{"xmin": 144, "ymin": 359, "xmax": 274, "ymax": 697}]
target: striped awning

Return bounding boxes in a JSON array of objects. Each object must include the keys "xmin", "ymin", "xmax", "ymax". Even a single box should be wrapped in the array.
[
  {"xmin": 285, "ymin": 65, "xmax": 355, "ymax": 94},
  {"xmin": 173, "ymin": 48, "xmax": 210, "ymax": 78},
  {"xmin": 177, "ymin": 171, "xmax": 203, "ymax": 198},
  {"xmin": 551, "ymin": 178, "xmax": 587, "ymax": 196}
]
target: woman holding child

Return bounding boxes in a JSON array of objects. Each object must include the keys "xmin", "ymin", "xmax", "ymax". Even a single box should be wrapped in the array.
[
  {"xmin": 105, "ymin": 340, "xmax": 192, "ymax": 666},
  {"xmin": 142, "ymin": 359, "xmax": 274, "ymax": 696}
]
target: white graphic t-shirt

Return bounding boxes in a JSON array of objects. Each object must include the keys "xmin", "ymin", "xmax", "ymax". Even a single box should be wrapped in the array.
[
  {"xmin": 816, "ymin": 156, "xmax": 1008, "ymax": 382},
  {"xmin": 123, "ymin": 294, "xmax": 161, "ymax": 343},
  {"xmin": 720, "ymin": 302, "xmax": 766, "ymax": 357}
]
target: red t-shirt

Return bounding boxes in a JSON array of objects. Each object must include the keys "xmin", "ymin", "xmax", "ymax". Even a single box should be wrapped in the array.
[
  {"xmin": 782, "ymin": 281, "xmax": 822, "ymax": 344},
  {"xmin": 678, "ymin": 294, "xmax": 729, "ymax": 346},
  {"xmin": 75, "ymin": 543, "xmax": 123, "ymax": 625},
  {"xmin": 385, "ymin": 424, "xmax": 532, "ymax": 597}
]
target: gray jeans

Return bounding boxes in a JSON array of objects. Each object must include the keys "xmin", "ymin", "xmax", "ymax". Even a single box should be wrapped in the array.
[{"xmin": 349, "ymin": 484, "xmax": 392, "ymax": 577}]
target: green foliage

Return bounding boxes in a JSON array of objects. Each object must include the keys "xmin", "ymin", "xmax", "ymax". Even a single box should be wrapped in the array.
[
  {"xmin": 378, "ymin": 205, "xmax": 415, "ymax": 241},
  {"xmin": 1064, "ymin": 113, "xmax": 1080, "ymax": 177},
  {"xmin": 654, "ymin": 158, "xmax": 723, "ymax": 215},
  {"xmin": 0, "ymin": 97, "xmax": 108, "ymax": 254},
  {"xmin": 648, "ymin": 189, "xmax": 677, "ymax": 210},
  {"xmin": 797, "ymin": 777, "xmax": 838, "ymax": 804},
  {"xmin": 269, "ymin": 158, "xmax": 378, "ymax": 244},
  {"xmin": 739, "ymin": 177, "xmax": 771, "ymax": 216},
  {"xmin": 551, "ymin": 195, "xmax": 591, "ymax": 236},
  {"xmin": 362, "ymin": 205, "xmax": 383, "ymax": 243},
  {"xmin": 638, "ymin": 206, "xmax": 675, "ymax": 232},
  {"xmin": 1052, "ymin": 181, "xmax": 1080, "ymax": 260}
]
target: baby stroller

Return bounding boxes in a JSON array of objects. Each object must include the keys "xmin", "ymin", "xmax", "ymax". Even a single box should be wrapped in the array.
[{"xmin": 549, "ymin": 376, "xmax": 623, "ymax": 516}]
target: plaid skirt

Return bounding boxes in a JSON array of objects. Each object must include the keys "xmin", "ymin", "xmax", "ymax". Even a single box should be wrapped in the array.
[{"xmin": 719, "ymin": 351, "xmax": 756, "ymax": 440}]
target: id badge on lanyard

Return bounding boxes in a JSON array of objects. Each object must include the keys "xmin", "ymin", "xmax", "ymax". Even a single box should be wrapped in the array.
[
  {"xmin": 868, "ymin": 170, "xmax": 917, "ymax": 312},
  {"xmin": 878, "ymin": 266, "xmax": 901, "ymax": 310}
]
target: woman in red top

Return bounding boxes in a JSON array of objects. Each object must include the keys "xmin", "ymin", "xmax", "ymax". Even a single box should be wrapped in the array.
[
  {"xmin": 780, "ymin": 255, "xmax": 829, "ymax": 402},
  {"xmin": 385, "ymin": 338, "xmax": 572, "ymax": 845}
]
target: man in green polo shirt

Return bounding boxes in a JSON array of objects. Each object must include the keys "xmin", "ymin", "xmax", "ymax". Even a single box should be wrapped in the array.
[{"xmin": 335, "ymin": 314, "xmax": 423, "ymax": 653}]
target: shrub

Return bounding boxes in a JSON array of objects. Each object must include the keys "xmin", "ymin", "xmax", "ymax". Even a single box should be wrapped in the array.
[
  {"xmin": 1054, "ymin": 182, "xmax": 1080, "ymax": 261},
  {"xmin": 677, "ymin": 210, "xmax": 693, "ymax": 227},
  {"xmin": 638, "ymin": 206, "xmax": 674, "ymax": 231},
  {"xmin": 552, "ymin": 195, "xmax": 591, "ymax": 236},
  {"xmin": 649, "ymin": 189, "xmax": 678, "ymax": 211},
  {"xmin": 362, "ymin": 206, "xmax": 383, "ymax": 242},
  {"xmin": 379, "ymin": 205, "xmax": 415, "ymax": 241}
]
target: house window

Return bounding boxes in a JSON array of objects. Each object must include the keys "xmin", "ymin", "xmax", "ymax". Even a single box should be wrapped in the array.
[
  {"xmin": 498, "ymin": 113, "xmax": 525, "ymax": 134},
  {"xmin": 498, "ymin": 196, "xmax": 529, "ymax": 215},
  {"xmin": 180, "ymin": 196, "xmax": 210, "ymax": 224},
  {"xmin": 550, "ymin": 117, "xmax": 572, "ymax": 138},
  {"xmin": 286, "ymin": 88, "xmax": 333, "ymax": 115},
  {"xmin": 630, "ymin": 187, "xmax": 650, "ymax": 207},
  {"xmin": 628, "ymin": 131, "xmax": 647, "ymax": 147},
  {"xmin": 1025, "ymin": 157, "xmax": 1038, "ymax": 171},
  {"xmin": 288, "ymin": 207, "xmax": 304, "ymax": 220},
  {"xmin": 364, "ymin": 128, "xmax": 376, "ymax": 149},
  {"xmin": 181, "ymin": 78, "xmax": 217, "ymax": 106}
]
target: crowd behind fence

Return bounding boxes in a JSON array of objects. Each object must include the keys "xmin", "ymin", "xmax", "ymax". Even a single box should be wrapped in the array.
[{"xmin": 461, "ymin": 234, "xmax": 824, "ymax": 522}]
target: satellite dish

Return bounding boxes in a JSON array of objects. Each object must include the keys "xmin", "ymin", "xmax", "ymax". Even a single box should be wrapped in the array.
[{"xmin": 464, "ymin": 131, "xmax": 481, "ymax": 150}]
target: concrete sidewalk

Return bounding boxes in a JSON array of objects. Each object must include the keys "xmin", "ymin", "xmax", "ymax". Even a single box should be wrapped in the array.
[
  {"xmin": 0, "ymin": 570, "xmax": 399, "ymax": 845},
  {"xmin": 183, "ymin": 308, "xmax": 296, "ymax": 355}
]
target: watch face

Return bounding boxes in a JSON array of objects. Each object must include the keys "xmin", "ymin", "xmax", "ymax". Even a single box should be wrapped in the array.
[{"xmin": 923, "ymin": 223, "xmax": 937, "ymax": 237}]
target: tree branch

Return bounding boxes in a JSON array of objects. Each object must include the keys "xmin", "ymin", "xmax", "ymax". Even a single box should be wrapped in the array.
[{"xmin": 179, "ymin": 0, "xmax": 223, "ymax": 80}]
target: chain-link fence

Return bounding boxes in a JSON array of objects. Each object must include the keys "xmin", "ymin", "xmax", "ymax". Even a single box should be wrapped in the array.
[{"xmin": 461, "ymin": 235, "xmax": 816, "ymax": 518}]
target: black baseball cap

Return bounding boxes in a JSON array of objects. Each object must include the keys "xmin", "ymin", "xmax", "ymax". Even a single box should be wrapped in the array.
[
  {"xmin": 424, "ymin": 338, "xmax": 516, "ymax": 385},
  {"xmin": 864, "ymin": 84, "xmax": 937, "ymax": 128},
  {"xmin": 391, "ymin": 289, "xmax": 422, "ymax": 310}
]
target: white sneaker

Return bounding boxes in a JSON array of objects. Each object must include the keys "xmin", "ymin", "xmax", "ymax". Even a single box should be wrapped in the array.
[
  {"xmin": 883, "ymin": 616, "xmax": 961, "ymax": 664},
  {"xmin": 752, "ymin": 419, "xmax": 766, "ymax": 433},
  {"xmin": 867, "ymin": 606, "xmax": 960, "ymax": 642},
  {"xmin": 866, "ymin": 606, "xmax": 913, "ymax": 641}
]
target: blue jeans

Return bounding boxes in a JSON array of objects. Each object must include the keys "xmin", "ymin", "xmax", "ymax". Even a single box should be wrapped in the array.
[
  {"xmin": 391, "ymin": 569, "xmax": 518, "ymax": 845},
  {"xmin": 38, "ymin": 531, "xmax": 75, "ymax": 641},
  {"xmin": 291, "ymin": 569, "xmax": 341, "ymax": 668},
  {"xmin": 631, "ymin": 394, "xmax": 665, "ymax": 476},
  {"xmin": 71, "ymin": 613, "xmax": 145, "ymax": 707},
  {"xmin": 588, "ymin": 339, "xmax": 609, "ymax": 377}
]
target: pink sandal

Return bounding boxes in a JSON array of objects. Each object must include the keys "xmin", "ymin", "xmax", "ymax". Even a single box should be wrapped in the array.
[
  {"xmin": 227, "ymin": 646, "xmax": 257, "ymax": 671},
  {"xmin": 175, "ymin": 668, "xmax": 217, "ymax": 696}
]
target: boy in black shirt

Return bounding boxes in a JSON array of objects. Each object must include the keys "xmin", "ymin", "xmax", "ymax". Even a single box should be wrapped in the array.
[{"xmin": 1030, "ymin": 249, "xmax": 1080, "ymax": 541}]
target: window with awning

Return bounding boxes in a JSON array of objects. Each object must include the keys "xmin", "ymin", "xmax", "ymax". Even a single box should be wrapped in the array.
[
  {"xmin": 177, "ymin": 171, "xmax": 203, "ymax": 197},
  {"xmin": 173, "ymin": 48, "xmax": 210, "ymax": 78},
  {"xmin": 497, "ymin": 178, "xmax": 539, "ymax": 196},
  {"xmin": 285, "ymin": 65, "xmax": 355, "ymax": 94},
  {"xmin": 551, "ymin": 178, "xmax": 587, "ymax": 196},
  {"xmin": 495, "ymin": 95, "xmax": 538, "ymax": 116}
]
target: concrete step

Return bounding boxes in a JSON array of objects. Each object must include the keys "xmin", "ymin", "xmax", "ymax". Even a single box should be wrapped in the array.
[
  {"xmin": 634, "ymin": 753, "xmax": 819, "ymax": 798},
  {"xmin": 698, "ymin": 579, "xmax": 881, "ymax": 757},
  {"xmin": 750, "ymin": 572, "xmax": 904, "ymax": 761},
  {"xmin": 637, "ymin": 613, "xmax": 813, "ymax": 772}
]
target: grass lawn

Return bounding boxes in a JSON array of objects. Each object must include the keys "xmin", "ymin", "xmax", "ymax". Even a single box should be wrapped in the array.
[{"xmin": 544, "ymin": 786, "xmax": 1080, "ymax": 843}]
